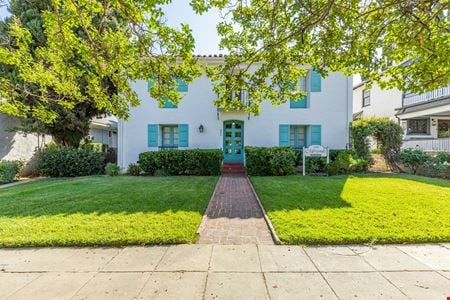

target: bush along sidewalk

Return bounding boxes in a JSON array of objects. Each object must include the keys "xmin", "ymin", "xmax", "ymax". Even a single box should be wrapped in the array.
[{"xmin": 138, "ymin": 149, "xmax": 223, "ymax": 176}]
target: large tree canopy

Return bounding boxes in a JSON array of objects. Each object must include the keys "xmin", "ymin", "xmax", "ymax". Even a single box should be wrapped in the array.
[
  {"xmin": 0, "ymin": 0, "xmax": 201, "ymax": 126},
  {"xmin": 192, "ymin": 0, "xmax": 449, "ymax": 114},
  {"xmin": 0, "ymin": 0, "xmax": 449, "ymax": 120},
  {"xmin": 0, "ymin": 0, "xmax": 116, "ymax": 146}
]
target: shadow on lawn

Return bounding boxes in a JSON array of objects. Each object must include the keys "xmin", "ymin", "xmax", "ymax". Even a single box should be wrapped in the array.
[{"xmin": 0, "ymin": 176, "xmax": 213, "ymax": 218}]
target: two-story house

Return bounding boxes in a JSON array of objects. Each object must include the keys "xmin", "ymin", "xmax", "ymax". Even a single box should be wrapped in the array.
[
  {"xmin": 118, "ymin": 55, "xmax": 353, "ymax": 169},
  {"xmin": 353, "ymin": 81, "xmax": 450, "ymax": 151}
]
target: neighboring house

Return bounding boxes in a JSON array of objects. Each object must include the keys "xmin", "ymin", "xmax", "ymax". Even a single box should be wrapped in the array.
[
  {"xmin": 89, "ymin": 116, "xmax": 118, "ymax": 149},
  {"xmin": 353, "ymin": 82, "xmax": 450, "ymax": 151},
  {"xmin": 353, "ymin": 82, "xmax": 403, "ymax": 120},
  {"xmin": 0, "ymin": 113, "xmax": 118, "ymax": 162},
  {"xmin": 118, "ymin": 55, "xmax": 353, "ymax": 169},
  {"xmin": 0, "ymin": 113, "xmax": 50, "ymax": 161}
]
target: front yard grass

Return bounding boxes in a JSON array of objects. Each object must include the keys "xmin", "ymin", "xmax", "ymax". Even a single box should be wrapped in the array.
[
  {"xmin": 0, "ymin": 176, "xmax": 217, "ymax": 247},
  {"xmin": 251, "ymin": 174, "xmax": 450, "ymax": 245}
]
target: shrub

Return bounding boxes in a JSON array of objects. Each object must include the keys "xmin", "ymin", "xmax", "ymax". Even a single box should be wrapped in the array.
[
  {"xmin": 305, "ymin": 157, "xmax": 328, "ymax": 173},
  {"xmin": 424, "ymin": 152, "xmax": 450, "ymax": 175},
  {"xmin": 245, "ymin": 147, "xmax": 297, "ymax": 176},
  {"xmin": 138, "ymin": 149, "xmax": 223, "ymax": 176},
  {"xmin": 127, "ymin": 163, "xmax": 141, "ymax": 176},
  {"xmin": 36, "ymin": 147, "xmax": 105, "ymax": 177},
  {"xmin": 105, "ymin": 163, "xmax": 120, "ymax": 176},
  {"xmin": 154, "ymin": 169, "xmax": 170, "ymax": 177},
  {"xmin": 327, "ymin": 151, "xmax": 369, "ymax": 175},
  {"xmin": 0, "ymin": 161, "xmax": 23, "ymax": 183},
  {"xmin": 399, "ymin": 148, "xmax": 429, "ymax": 174},
  {"xmin": 301, "ymin": 149, "xmax": 351, "ymax": 174}
]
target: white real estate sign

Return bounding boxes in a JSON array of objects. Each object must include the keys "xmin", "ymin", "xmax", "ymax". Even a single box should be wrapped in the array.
[{"xmin": 302, "ymin": 145, "xmax": 329, "ymax": 176}]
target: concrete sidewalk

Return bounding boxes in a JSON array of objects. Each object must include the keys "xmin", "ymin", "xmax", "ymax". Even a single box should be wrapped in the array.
[{"xmin": 0, "ymin": 243, "xmax": 449, "ymax": 299}]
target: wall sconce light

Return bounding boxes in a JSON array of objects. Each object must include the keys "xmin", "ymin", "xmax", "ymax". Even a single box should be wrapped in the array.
[
  {"xmin": 431, "ymin": 118, "xmax": 437, "ymax": 126},
  {"xmin": 199, "ymin": 124, "xmax": 204, "ymax": 133}
]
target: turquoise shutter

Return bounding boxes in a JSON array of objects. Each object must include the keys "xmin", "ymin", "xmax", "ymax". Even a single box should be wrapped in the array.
[
  {"xmin": 290, "ymin": 96, "xmax": 307, "ymax": 108},
  {"xmin": 178, "ymin": 124, "xmax": 189, "ymax": 147},
  {"xmin": 148, "ymin": 124, "xmax": 158, "ymax": 147},
  {"xmin": 310, "ymin": 125, "xmax": 322, "ymax": 145},
  {"xmin": 279, "ymin": 124, "xmax": 290, "ymax": 146},
  {"xmin": 176, "ymin": 78, "xmax": 188, "ymax": 92},
  {"xmin": 162, "ymin": 97, "xmax": 177, "ymax": 108},
  {"xmin": 148, "ymin": 79, "xmax": 155, "ymax": 91},
  {"xmin": 310, "ymin": 70, "xmax": 322, "ymax": 92}
]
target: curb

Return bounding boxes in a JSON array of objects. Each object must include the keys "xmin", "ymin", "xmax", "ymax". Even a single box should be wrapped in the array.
[
  {"xmin": 246, "ymin": 176, "xmax": 283, "ymax": 245},
  {"xmin": 196, "ymin": 176, "xmax": 221, "ymax": 235}
]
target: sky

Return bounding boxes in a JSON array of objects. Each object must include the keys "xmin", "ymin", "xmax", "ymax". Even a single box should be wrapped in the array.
[{"xmin": 164, "ymin": 1, "xmax": 223, "ymax": 54}]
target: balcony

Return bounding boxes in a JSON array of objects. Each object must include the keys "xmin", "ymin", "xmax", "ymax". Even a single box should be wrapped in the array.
[{"xmin": 403, "ymin": 85, "xmax": 450, "ymax": 106}]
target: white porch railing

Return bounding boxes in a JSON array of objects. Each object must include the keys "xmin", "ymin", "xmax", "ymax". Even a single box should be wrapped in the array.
[
  {"xmin": 403, "ymin": 85, "xmax": 450, "ymax": 106},
  {"xmin": 402, "ymin": 138, "xmax": 450, "ymax": 151}
]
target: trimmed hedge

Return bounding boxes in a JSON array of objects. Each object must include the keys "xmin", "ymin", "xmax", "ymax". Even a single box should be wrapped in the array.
[
  {"xmin": 245, "ymin": 147, "xmax": 297, "ymax": 176},
  {"xmin": 138, "ymin": 149, "xmax": 223, "ymax": 176},
  {"xmin": 36, "ymin": 147, "xmax": 105, "ymax": 177},
  {"xmin": 0, "ymin": 161, "xmax": 22, "ymax": 183},
  {"xmin": 245, "ymin": 147, "xmax": 364, "ymax": 176}
]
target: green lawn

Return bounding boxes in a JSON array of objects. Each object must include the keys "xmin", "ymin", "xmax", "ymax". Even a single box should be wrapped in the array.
[
  {"xmin": 0, "ymin": 176, "xmax": 217, "ymax": 247},
  {"xmin": 251, "ymin": 174, "xmax": 450, "ymax": 245}
]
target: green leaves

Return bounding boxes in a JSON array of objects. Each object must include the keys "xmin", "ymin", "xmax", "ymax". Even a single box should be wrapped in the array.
[
  {"xmin": 193, "ymin": 0, "xmax": 450, "ymax": 113},
  {"xmin": 0, "ymin": 0, "xmax": 200, "ymax": 123},
  {"xmin": 1, "ymin": 0, "xmax": 449, "ymax": 120}
]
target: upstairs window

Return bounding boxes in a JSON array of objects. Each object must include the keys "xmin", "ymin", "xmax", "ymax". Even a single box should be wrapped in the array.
[
  {"xmin": 148, "ymin": 77, "xmax": 188, "ymax": 109},
  {"xmin": 407, "ymin": 119, "xmax": 429, "ymax": 135},
  {"xmin": 289, "ymin": 76, "xmax": 308, "ymax": 109},
  {"xmin": 362, "ymin": 89, "xmax": 371, "ymax": 107}
]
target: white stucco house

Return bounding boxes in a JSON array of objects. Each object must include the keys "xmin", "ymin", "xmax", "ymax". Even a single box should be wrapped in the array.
[
  {"xmin": 118, "ymin": 55, "xmax": 353, "ymax": 169},
  {"xmin": 353, "ymin": 81, "xmax": 450, "ymax": 151}
]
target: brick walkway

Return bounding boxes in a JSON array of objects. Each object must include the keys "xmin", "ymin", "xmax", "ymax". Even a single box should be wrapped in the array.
[{"xmin": 197, "ymin": 175, "xmax": 274, "ymax": 244}]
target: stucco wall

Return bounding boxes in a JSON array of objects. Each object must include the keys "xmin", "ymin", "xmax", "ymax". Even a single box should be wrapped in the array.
[
  {"xmin": 118, "ymin": 72, "xmax": 353, "ymax": 168},
  {"xmin": 353, "ymin": 83, "xmax": 402, "ymax": 120},
  {"xmin": 0, "ymin": 113, "xmax": 50, "ymax": 162}
]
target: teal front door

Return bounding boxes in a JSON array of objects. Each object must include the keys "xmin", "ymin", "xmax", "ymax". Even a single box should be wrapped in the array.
[{"xmin": 223, "ymin": 120, "xmax": 244, "ymax": 162}]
